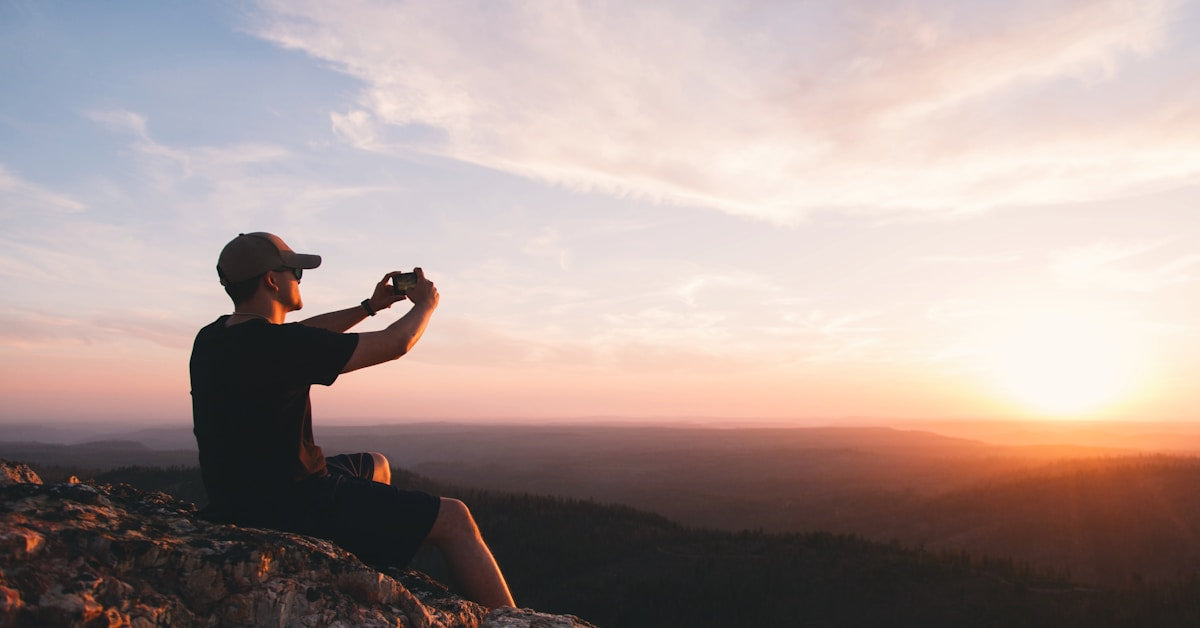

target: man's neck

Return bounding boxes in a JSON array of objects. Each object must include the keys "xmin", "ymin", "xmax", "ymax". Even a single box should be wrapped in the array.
[
  {"xmin": 228, "ymin": 301, "xmax": 287, "ymax": 325},
  {"xmin": 228, "ymin": 310, "xmax": 274, "ymax": 325}
]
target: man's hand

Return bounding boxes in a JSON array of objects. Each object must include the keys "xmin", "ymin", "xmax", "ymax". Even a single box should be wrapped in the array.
[
  {"xmin": 404, "ymin": 267, "xmax": 440, "ymax": 310},
  {"xmin": 341, "ymin": 267, "xmax": 440, "ymax": 373},
  {"xmin": 367, "ymin": 271, "xmax": 421, "ymax": 313}
]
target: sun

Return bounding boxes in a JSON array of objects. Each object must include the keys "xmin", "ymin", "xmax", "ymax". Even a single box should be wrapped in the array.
[{"xmin": 980, "ymin": 307, "xmax": 1142, "ymax": 418}]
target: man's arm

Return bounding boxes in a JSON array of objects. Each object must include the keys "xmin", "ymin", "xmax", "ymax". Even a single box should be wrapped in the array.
[
  {"xmin": 301, "ymin": 272, "xmax": 410, "ymax": 333},
  {"xmin": 341, "ymin": 269, "xmax": 440, "ymax": 373}
]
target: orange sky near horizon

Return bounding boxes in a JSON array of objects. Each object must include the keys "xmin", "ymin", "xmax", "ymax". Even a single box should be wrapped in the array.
[{"xmin": 0, "ymin": 317, "xmax": 1185, "ymax": 426}]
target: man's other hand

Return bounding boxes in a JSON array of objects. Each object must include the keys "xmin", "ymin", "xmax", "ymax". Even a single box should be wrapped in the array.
[{"xmin": 406, "ymin": 267, "xmax": 439, "ymax": 309}]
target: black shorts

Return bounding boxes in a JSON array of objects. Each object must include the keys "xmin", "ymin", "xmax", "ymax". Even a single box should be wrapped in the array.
[
  {"xmin": 290, "ymin": 453, "xmax": 441, "ymax": 568},
  {"xmin": 325, "ymin": 452, "xmax": 377, "ymax": 480}
]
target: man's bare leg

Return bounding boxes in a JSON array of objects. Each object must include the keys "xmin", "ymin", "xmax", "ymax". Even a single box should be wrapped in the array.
[
  {"xmin": 425, "ymin": 498, "xmax": 514, "ymax": 609},
  {"xmin": 369, "ymin": 452, "xmax": 392, "ymax": 485}
]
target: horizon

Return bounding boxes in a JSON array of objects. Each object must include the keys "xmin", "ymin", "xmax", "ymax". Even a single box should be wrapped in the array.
[
  {"xmin": 6, "ymin": 415, "xmax": 1200, "ymax": 453},
  {"xmin": 3, "ymin": 2, "xmax": 1200, "ymax": 426}
]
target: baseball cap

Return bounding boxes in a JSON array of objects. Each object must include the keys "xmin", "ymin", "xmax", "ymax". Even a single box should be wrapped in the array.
[{"xmin": 216, "ymin": 232, "xmax": 322, "ymax": 285}]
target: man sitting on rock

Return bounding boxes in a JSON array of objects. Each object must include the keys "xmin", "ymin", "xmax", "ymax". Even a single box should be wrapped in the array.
[{"xmin": 189, "ymin": 232, "xmax": 514, "ymax": 609}]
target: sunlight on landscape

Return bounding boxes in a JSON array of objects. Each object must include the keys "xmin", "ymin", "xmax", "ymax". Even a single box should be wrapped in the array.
[{"xmin": 980, "ymin": 307, "xmax": 1144, "ymax": 419}]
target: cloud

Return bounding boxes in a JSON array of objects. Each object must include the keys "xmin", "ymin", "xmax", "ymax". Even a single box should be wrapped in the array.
[
  {"xmin": 0, "ymin": 307, "xmax": 194, "ymax": 351},
  {"xmin": 330, "ymin": 109, "xmax": 381, "ymax": 151},
  {"xmin": 672, "ymin": 272, "xmax": 780, "ymax": 307},
  {"xmin": 1052, "ymin": 240, "xmax": 1200, "ymax": 292},
  {"xmin": 520, "ymin": 226, "xmax": 570, "ymax": 270},
  {"xmin": 418, "ymin": 260, "xmax": 891, "ymax": 371},
  {"xmin": 87, "ymin": 109, "xmax": 153, "ymax": 138},
  {"xmin": 87, "ymin": 108, "xmax": 294, "ymax": 181},
  {"xmin": 916, "ymin": 253, "xmax": 1026, "ymax": 265},
  {"xmin": 250, "ymin": 0, "xmax": 1196, "ymax": 222},
  {"xmin": 0, "ymin": 164, "xmax": 86, "ymax": 215},
  {"xmin": 79, "ymin": 107, "xmax": 400, "ymax": 236}
]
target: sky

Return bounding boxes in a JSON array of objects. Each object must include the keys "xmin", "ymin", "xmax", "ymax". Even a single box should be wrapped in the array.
[{"xmin": 2, "ymin": 0, "xmax": 1199, "ymax": 427}]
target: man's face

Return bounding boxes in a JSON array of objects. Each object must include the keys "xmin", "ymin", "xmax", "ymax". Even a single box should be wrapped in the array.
[{"xmin": 273, "ymin": 268, "xmax": 303, "ymax": 311}]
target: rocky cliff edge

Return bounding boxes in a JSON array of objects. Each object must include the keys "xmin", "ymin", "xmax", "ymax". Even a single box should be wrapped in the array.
[{"xmin": 0, "ymin": 460, "xmax": 594, "ymax": 627}]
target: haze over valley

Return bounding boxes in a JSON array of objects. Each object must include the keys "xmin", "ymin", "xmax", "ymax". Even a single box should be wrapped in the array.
[{"xmin": 6, "ymin": 419, "xmax": 1200, "ymax": 588}]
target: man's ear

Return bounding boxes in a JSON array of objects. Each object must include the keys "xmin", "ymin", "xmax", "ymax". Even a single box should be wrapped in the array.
[{"xmin": 263, "ymin": 272, "xmax": 280, "ymax": 293}]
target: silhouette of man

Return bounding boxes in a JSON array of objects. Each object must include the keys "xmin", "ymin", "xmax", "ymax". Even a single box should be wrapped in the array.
[{"xmin": 189, "ymin": 232, "xmax": 513, "ymax": 608}]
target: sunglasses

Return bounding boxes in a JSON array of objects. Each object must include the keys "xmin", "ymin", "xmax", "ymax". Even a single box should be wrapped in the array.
[{"xmin": 274, "ymin": 267, "xmax": 303, "ymax": 281}]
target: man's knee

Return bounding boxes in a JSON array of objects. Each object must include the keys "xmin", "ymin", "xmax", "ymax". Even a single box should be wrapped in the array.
[
  {"xmin": 369, "ymin": 452, "xmax": 391, "ymax": 485},
  {"xmin": 426, "ymin": 498, "xmax": 482, "ymax": 545}
]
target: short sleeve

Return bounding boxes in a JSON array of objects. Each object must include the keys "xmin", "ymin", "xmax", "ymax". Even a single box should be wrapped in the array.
[{"xmin": 269, "ymin": 323, "xmax": 359, "ymax": 386}]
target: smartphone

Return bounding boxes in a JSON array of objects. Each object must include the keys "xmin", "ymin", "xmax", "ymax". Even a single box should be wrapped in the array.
[{"xmin": 391, "ymin": 271, "xmax": 419, "ymax": 295}]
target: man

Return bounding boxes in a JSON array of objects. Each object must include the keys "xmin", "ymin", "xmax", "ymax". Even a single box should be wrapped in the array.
[{"xmin": 190, "ymin": 232, "xmax": 514, "ymax": 609}]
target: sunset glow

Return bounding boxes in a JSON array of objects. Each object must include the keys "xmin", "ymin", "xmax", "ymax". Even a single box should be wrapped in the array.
[
  {"xmin": 2, "ymin": 1, "xmax": 1199, "ymax": 426},
  {"xmin": 981, "ymin": 307, "xmax": 1144, "ymax": 418}
]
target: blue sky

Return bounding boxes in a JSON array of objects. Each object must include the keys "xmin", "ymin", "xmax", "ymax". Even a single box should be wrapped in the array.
[{"xmin": 2, "ymin": 0, "xmax": 1199, "ymax": 425}]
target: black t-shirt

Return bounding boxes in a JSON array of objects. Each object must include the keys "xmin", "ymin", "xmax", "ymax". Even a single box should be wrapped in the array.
[{"xmin": 189, "ymin": 316, "xmax": 358, "ymax": 519}]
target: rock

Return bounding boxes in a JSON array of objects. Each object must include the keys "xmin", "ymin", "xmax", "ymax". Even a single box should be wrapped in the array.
[
  {"xmin": 0, "ymin": 461, "xmax": 595, "ymax": 627},
  {"xmin": 482, "ymin": 607, "xmax": 597, "ymax": 627},
  {"xmin": 0, "ymin": 461, "xmax": 41, "ymax": 486}
]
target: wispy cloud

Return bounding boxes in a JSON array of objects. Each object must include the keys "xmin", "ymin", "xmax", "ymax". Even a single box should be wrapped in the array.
[
  {"xmin": 521, "ymin": 226, "xmax": 570, "ymax": 270},
  {"xmin": 1052, "ymin": 239, "xmax": 1200, "ymax": 292},
  {"xmin": 0, "ymin": 164, "xmax": 86, "ymax": 215},
  {"xmin": 672, "ymin": 272, "xmax": 780, "ymax": 307},
  {"xmin": 0, "ymin": 307, "xmax": 194, "ymax": 350},
  {"xmin": 82, "ymin": 108, "xmax": 399, "ymax": 233},
  {"xmin": 250, "ymin": 0, "xmax": 1196, "ymax": 222},
  {"xmin": 330, "ymin": 109, "xmax": 382, "ymax": 152},
  {"xmin": 917, "ymin": 253, "xmax": 1026, "ymax": 265},
  {"xmin": 88, "ymin": 108, "xmax": 293, "ymax": 184},
  {"xmin": 778, "ymin": 309, "xmax": 890, "ymax": 364}
]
